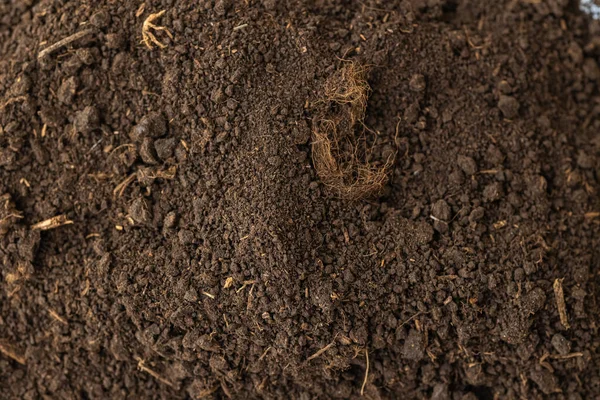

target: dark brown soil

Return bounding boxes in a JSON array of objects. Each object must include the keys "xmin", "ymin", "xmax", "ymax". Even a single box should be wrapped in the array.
[{"xmin": 1, "ymin": 1, "xmax": 599, "ymax": 399}]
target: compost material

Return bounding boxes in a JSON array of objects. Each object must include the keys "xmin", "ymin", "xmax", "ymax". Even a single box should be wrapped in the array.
[{"xmin": 1, "ymin": 1, "xmax": 599, "ymax": 399}]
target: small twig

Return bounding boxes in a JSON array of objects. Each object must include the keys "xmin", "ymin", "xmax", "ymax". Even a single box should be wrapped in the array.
[
  {"xmin": 306, "ymin": 341, "xmax": 335, "ymax": 362},
  {"xmin": 48, "ymin": 309, "xmax": 68, "ymax": 325},
  {"xmin": 399, "ymin": 311, "xmax": 423, "ymax": 328},
  {"xmin": 553, "ymin": 278, "xmax": 570, "ymax": 330},
  {"xmin": 233, "ymin": 24, "xmax": 248, "ymax": 31},
  {"xmin": 0, "ymin": 340, "xmax": 26, "ymax": 365},
  {"xmin": 136, "ymin": 358, "xmax": 174, "ymax": 387},
  {"xmin": 32, "ymin": 215, "xmax": 73, "ymax": 231},
  {"xmin": 258, "ymin": 346, "xmax": 271, "ymax": 362},
  {"xmin": 38, "ymin": 29, "xmax": 94, "ymax": 59},
  {"xmin": 361, "ymin": 348, "xmax": 369, "ymax": 396}
]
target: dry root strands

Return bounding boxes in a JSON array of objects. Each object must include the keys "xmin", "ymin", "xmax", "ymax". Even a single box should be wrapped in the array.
[
  {"xmin": 312, "ymin": 62, "xmax": 394, "ymax": 200},
  {"xmin": 142, "ymin": 10, "xmax": 173, "ymax": 49}
]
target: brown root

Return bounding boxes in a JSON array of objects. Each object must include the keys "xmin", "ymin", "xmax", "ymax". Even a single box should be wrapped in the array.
[{"xmin": 311, "ymin": 62, "xmax": 394, "ymax": 200}]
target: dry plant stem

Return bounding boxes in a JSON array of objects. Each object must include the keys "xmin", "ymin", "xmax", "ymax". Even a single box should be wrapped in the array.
[
  {"xmin": 306, "ymin": 341, "xmax": 335, "ymax": 362},
  {"xmin": 0, "ymin": 340, "xmax": 26, "ymax": 365},
  {"xmin": 136, "ymin": 358, "xmax": 175, "ymax": 387},
  {"xmin": 32, "ymin": 215, "xmax": 73, "ymax": 231},
  {"xmin": 553, "ymin": 278, "xmax": 570, "ymax": 329},
  {"xmin": 38, "ymin": 29, "xmax": 94, "ymax": 59}
]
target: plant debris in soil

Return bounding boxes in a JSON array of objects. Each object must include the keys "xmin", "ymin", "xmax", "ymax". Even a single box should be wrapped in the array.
[{"xmin": 1, "ymin": 1, "xmax": 600, "ymax": 399}]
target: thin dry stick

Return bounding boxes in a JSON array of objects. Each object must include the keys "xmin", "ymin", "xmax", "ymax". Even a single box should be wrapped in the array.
[
  {"xmin": 48, "ymin": 309, "xmax": 68, "ymax": 325},
  {"xmin": 0, "ymin": 341, "xmax": 26, "ymax": 365},
  {"xmin": 32, "ymin": 215, "xmax": 73, "ymax": 231},
  {"xmin": 38, "ymin": 29, "xmax": 94, "ymax": 59},
  {"xmin": 553, "ymin": 278, "xmax": 570, "ymax": 330},
  {"xmin": 361, "ymin": 348, "xmax": 369, "ymax": 396},
  {"xmin": 136, "ymin": 358, "xmax": 174, "ymax": 387},
  {"xmin": 306, "ymin": 341, "xmax": 335, "ymax": 362}
]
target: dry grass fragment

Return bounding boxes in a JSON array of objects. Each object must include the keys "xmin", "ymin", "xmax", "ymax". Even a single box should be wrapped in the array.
[
  {"xmin": 136, "ymin": 357, "xmax": 174, "ymax": 387},
  {"xmin": 553, "ymin": 278, "xmax": 570, "ymax": 330},
  {"xmin": 142, "ymin": 10, "xmax": 173, "ymax": 49},
  {"xmin": 0, "ymin": 340, "xmax": 26, "ymax": 365},
  {"xmin": 311, "ymin": 62, "xmax": 394, "ymax": 200},
  {"xmin": 37, "ymin": 29, "xmax": 94, "ymax": 59},
  {"xmin": 31, "ymin": 215, "xmax": 73, "ymax": 231},
  {"xmin": 47, "ymin": 308, "xmax": 68, "ymax": 325},
  {"xmin": 223, "ymin": 277, "xmax": 234, "ymax": 289}
]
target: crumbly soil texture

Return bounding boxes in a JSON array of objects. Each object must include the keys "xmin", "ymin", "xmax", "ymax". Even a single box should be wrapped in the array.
[{"xmin": 1, "ymin": 1, "xmax": 600, "ymax": 399}]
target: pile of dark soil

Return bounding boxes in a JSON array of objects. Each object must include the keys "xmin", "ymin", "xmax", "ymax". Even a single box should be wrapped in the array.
[{"xmin": 1, "ymin": 1, "xmax": 599, "ymax": 398}]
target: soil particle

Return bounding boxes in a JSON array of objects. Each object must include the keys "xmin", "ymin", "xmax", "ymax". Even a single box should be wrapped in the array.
[
  {"xmin": 577, "ymin": 150, "xmax": 595, "ymax": 169},
  {"xmin": 498, "ymin": 95, "xmax": 520, "ymax": 119},
  {"xmin": 402, "ymin": 329, "xmax": 424, "ymax": 360},
  {"xmin": 154, "ymin": 138, "xmax": 177, "ymax": 161},
  {"xmin": 551, "ymin": 333, "xmax": 571, "ymax": 355},
  {"xmin": 483, "ymin": 182, "xmax": 503, "ymax": 202},
  {"xmin": 74, "ymin": 106, "xmax": 100, "ymax": 133},
  {"xmin": 530, "ymin": 368, "xmax": 560, "ymax": 395},
  {"xmin": 139, "ymin": 137, "xmax": 159, "ymax": 165},
  {"xmin": 409, "ymin": 74, "xmax": 427, "ymax": 92},
  {"xmin": 457, "ymin": 155, "xmax": 477, "ymax": 175},
  {"xmin": 128, "ymin": 198, "xmax": 152, "ymax": 225},
  {"xmin": 130, "ymin": 112, "xmax": 167, "ymax": 142},
  {"xmin": 431, "ymin": 383, "xmax": 450, "ymax": 400}
]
